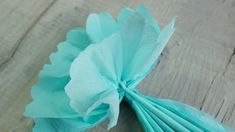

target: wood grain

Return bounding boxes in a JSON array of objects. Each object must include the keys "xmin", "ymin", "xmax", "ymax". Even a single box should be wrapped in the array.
[{"xmin": 0, "ymin": 0, "xmax": 234, "ymax": 131}]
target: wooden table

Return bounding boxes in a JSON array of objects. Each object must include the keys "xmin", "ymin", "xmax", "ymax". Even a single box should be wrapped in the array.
[{"xmin": 0, "ymin": 0, "xmax": 234, "ymax": 131}]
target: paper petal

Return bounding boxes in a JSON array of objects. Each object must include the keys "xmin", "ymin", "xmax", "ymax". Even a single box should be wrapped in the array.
[
  {"xmin": 24, "ymin": 28, "xmax": 110, "ymax": 131},
  {"xmin": 25, "ymin": 28, "xmax": 89, "ymax": 118},
  {"xmin": 86, "ymin": 4, "xmax": 161, "ymax": 44},
  {"xmin": 118, "ymin": 13, "xmax": 169, "ymax": 87},
  {"xmin": 65, "ymin": 35, "xmax": 121, "ymax": 127},
  {"xmin": 136, "ymin": 4, "xmax": 161, "ymax": 34},
  {"xmin": 86, "ymin": 12, "xmax": 118, "ymax": 43},
  {"xmin": 127, "ymin": 18, "xmax": 175, "ymax": 87},
  {"xmin": 117, "ymin": 7, "xmax": 134, "ymax": 26}
]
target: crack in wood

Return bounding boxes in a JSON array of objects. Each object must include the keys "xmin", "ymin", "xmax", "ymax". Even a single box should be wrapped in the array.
[
  {"xmin": 0, "ymin": 0, "xmax": 57, "ymax": 69},
  {"xmin": 223, "ymin": 46, "xmax": 235, "ymax": 76},
  {"xmin": 222, "ymin": 107, "xmax": 229, "ymax": 123},
  {"xmin": 228, "ymin": 47, "xmax": 235, "ymax": 63},
  {"xmin": 221, "ymin": 103, "xmax": 235, "ymax": 123},
  {"xmin": 200, "ymin": 75, "xmax": 216, "ymax": 110},
  {"xmin": 215, "ymin": 99, "xmax": 225, "ymax": 118},
  {"xmin": 226, "ymin": 104, "xmax": 235, "ymax": 122}
]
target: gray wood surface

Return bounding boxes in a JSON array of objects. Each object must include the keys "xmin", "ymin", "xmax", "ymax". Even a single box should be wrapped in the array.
[{"xmin": 0, "ymin": 0, "xmax": 234, "ymax": 131}]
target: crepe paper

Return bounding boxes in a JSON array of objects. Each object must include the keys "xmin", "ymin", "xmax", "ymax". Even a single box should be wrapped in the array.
[{"xmin": 24, "ymin": 4, "xmax": 233, "ymax": 132}]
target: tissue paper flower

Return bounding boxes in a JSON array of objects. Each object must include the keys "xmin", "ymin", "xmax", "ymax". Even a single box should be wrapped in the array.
[{"xmin": 25, "ymin": 5, "xmax": 233, "ymax": 132}]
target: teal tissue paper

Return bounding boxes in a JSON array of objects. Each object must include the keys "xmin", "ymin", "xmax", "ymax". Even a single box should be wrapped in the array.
[{"xmin": 24, "ymin": 4, "xmax": 233, "ymax": 132}]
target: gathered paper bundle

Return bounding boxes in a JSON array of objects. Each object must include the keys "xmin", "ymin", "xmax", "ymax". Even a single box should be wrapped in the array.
[{"xmin": 24, "ymin": 5, "xmax": 233, "ymax": 132}]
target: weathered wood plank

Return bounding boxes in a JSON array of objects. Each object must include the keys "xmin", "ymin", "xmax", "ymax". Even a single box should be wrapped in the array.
[
  {"xmin": 0, "ymin": 0, "xmax": 56, "ymax": 131},
  {"xmin": 0, "ymin": 0, "xmax": 234, "ymax": 131}
]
